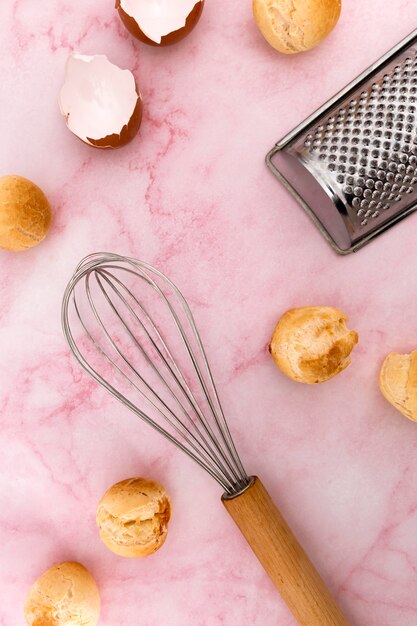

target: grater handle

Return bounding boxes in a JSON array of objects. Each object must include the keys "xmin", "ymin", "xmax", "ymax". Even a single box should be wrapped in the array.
[{"xmin": 222, "ymin": 477, "xmax": 350, "ymax": 626}]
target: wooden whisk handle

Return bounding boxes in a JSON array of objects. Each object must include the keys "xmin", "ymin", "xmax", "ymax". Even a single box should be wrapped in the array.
[{"xmin": 222, "ymin": 477, "xmax": 350, "ymax": 626}]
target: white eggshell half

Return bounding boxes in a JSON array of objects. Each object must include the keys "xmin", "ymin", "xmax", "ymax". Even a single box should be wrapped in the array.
[
  {"xmin": 59, "ymin": 53, "xmax": 139, "ymax": 146},
  {"xmin": 120, "ymin": 0, "xmax": 200, "ymax": 43}
]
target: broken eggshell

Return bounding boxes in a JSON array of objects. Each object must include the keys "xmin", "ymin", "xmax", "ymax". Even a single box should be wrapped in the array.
[
  {"xmin": 116, "ymin": 0, "xmax": 204, "ymax": 46},
  {"xmin": 59, "ymin": 53, "xmax": 142, "ymax": 149}
]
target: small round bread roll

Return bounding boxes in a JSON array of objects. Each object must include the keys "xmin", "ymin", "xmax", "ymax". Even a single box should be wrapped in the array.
[
  {"xmin": 96, "ymin": 477, "xmax": 172, "ymax": 557},
  {"xmin": 253, "ymin": 0, "xmax": 341, "ymax": 54},
  {"xmin": 270, "ymin": 306, "xmax": 358, "ymax": 384},
  {"xmin": 24, "ymin": 561, "xmax": 100, "ymax": 626},
  {"xmin": 380, "ymin": 350, "xmax": 417, "ymax": 421},
  {"xmin": 0, "ymin": 175, "xmax": 52, "ymax": 251}
]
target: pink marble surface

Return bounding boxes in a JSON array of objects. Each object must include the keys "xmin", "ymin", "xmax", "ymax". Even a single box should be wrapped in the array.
[{"xmin": 1, "ymin": 1, "xmax": 417, "ymax": 624}]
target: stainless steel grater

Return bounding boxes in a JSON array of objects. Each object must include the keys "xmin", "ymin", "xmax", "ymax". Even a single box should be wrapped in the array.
[{"xmin": 267, "ymin": 28, "xmax": 417, "ymax": 254}]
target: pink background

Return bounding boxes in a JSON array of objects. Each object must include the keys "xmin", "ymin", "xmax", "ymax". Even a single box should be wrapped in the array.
[{"xmin": 1, "ymin": 1, "xmax": 417, "ymax": 624}]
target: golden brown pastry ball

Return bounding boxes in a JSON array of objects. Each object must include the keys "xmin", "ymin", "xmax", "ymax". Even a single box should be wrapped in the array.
[
  {"xmin": 380, "ymin": 350, "xmax": 417, "ymax": 421},
  {"xmin": 24, "ymin": 561, "xmax": 100, "ymax": 626},
  {"xmin": 253, "ymin": 0, "xmax": 341, "ymax": 54},
  {"xmin": 270, "ymin": 306, "xmax": 358, "ymax": 384},
  {"xmin": 96, "ymin": 477, "xmax": 172, "ymax": 558},
  {"xmin": 0, "ymin": 175, "xmax": 52, "ymax": 251}
]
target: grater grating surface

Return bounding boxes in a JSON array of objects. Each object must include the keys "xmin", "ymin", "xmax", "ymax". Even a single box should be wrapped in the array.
[{"xmin": 267, "ymin": 29, "xmax": 417, "ymax": 254}]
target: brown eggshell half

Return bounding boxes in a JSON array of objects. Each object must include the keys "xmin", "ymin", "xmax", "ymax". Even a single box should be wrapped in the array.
[
  {"xmin": 59, "ymin": 53, "xmax": 142, "ymax": 149},
  {"xmin": 116, "ymin": 0, "xmax": 204, "ymax": 46}
]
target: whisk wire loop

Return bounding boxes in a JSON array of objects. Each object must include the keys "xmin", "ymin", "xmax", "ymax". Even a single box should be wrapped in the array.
[{"xmin": 90, "ymin": 269, "xmax": 242, "ymax": 488}]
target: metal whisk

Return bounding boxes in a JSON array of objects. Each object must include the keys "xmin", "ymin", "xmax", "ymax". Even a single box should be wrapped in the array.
[
  {"xmin": 62, "ymin": 252, "xmax": 350, "ymax": 626},
  {"xmin": 62, "ymin": 252, "xmax": 250, "ymax": 497}
]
